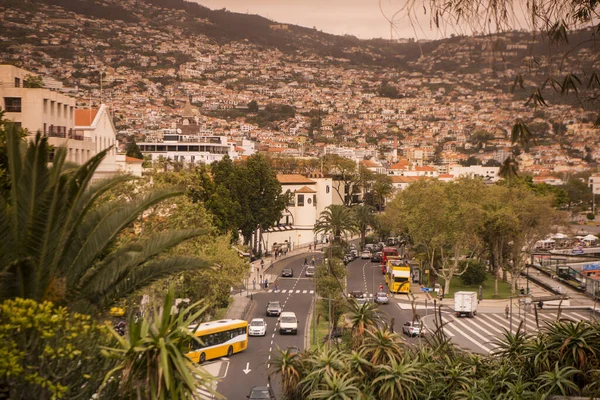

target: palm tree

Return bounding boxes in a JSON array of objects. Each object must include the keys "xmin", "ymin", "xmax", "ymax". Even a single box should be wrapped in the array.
[
  {"xmin": 306, "ymin": 373, "xmax": 363, "ymax": 400},
  {"xmin": 360, "ymin": 328, "xmax": 403, "ymax": 365},
  {"xmin": 0, "ymin": 131, "xmax": 209, "ymax": 313},
  {"xmin": 101, "ymin": 288, "xmax": 216, "ymax": 399},
  {"xmin": 370, "ymin": 174, "xmax": 393, "ymax": 212},
  {"xmin": 346, "ymin": 300, "xmax": 379, "ymax": 349},
  {"xmin": 352, "ymin": 205, "xmax": 375, "ymax": 248},
  {"xmin": 314, "ymin": 205, "xmax": 358, "ymax": 245},
  {"xmin": 535, "ymin": 363, "xmax": 581, "ymax": 398},
  {"xmin": 270, "ymin": 348, "xmax": 304, "ymax": 400},
  {"xmin": 499, "ymin": 155, "xmax": 519, "ymax": 183},
  {"xmin": 372, "ymin": 357, "xmax": 424, "ymax": 400},
  {"xmin": 301, "ymin": 348, "xmax": 348, "ymax": 395}
]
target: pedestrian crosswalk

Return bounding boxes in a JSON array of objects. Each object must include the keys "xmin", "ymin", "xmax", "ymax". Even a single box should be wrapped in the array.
[
  {"xmin": 425, "ymin": 310, "xmax": 594, "ymax": 354},
  {"xmin": 267, "ymin": 289, "xmax": 315, "ymax": 294}
]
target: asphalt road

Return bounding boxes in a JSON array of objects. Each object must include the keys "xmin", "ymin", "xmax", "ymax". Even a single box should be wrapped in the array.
[
  {"xmin": 344, "ymin": 253, "xmax": 425, "ymax": 344},
  {"xmin": 217, "ymin": 253, "xmax": 321, "ymax": 400}
]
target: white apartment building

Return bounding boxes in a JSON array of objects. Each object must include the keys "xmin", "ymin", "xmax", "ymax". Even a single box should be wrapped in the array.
[
  {"xmin": 448, "ymin": 164, "xmax": 500, "ymax": 182},
  {"xmin": 0, "ymin": 65, "xmax": 95, "ymax": 164},
  {"xmin": 1, "ymin": 65, "xmax": 126, "ymax": 178},
  {"xmin": 258, "ymin": 173, "xmax": 334, "ymax": 252},
  {"xmin": 137, "ymin": 130, "xmax": 254, "ymax": 164}
]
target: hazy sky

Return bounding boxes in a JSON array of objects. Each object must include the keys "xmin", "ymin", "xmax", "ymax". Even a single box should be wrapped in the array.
[{"xmin": 192, "ymin": 0, "xmax": 448, "ymax": 40}]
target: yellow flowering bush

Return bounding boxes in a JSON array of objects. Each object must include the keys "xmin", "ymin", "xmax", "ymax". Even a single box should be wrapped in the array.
[{"xmin": 0, "ymin": 298, "xmax": 118, "ymax": 399}]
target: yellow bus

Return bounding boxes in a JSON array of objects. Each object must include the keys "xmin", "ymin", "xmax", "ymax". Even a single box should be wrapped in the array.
[
  {"xmin": 186, "ymin": 319, "xmax": 249, "ymax": 363},
  {"xmin": 385, "ymin": 259, "xmax": 411, "ymax": 294}
]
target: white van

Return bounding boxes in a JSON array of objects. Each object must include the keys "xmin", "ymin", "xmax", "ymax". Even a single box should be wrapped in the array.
[{"xmin": 279, "ymin": 311, "xmax": 298, "ymax": 335}]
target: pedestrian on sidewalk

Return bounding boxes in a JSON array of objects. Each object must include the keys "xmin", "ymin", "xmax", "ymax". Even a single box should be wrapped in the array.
[
  {"xmin": 505, "ymin": 304, "xmax": 509, "ymax": 319},
  {"xmin": 253, "ymin": 278, "xmax": 256, "ymax": 290},
  {"xmin": 309, "ymin": 243, "xmax": 312, "ymax": 251},
  {"xmin": 256, "ymin": 266, "xmax": 259, "ymax": 275},
  {"xmin": 311, "ymin": 257, "xmax": 315, "ymax": 266},
  {"xmin": 304, "ymin": 257, "xmax": 308, "ymax": 265},
  {"xmin": 264, "ymin": 278, "xmax": 268, "ymax": 290}
]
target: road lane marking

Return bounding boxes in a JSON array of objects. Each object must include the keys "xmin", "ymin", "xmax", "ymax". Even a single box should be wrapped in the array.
[
  {"xmin": 281, "ymin": 290, "xmax": 287, "ymax": 293},
  {"xmin": 475, "ymin": 314, "xmax": 510, "ymax": 336},
  {"xmin": 445, "ymin": 316, "xmax": 493, "ymax": 352},
  {"xmin": 440, "ymin": 318, "xmax": 456, "ymax": 337},
  {"xmin": 296, "ymin": 290, "xmax": 300, "ymax": 294},
  {"xmin": 569, "ymin": 311, "xmax": 590, "ymax": 321},
  {"xmin": 271, "ymin": 334, "xmax": 275, "ymax": 338},
  {"xmin": 302, "ymin": 290, "xmax": 307, "ymax": 294}
]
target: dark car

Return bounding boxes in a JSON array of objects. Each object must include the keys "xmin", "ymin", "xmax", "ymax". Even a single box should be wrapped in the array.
[
  {"xmin": 281, "ymin": 268, "xmax": 293, "ymax": 277},
  {"xmin": 247, "ymin": 385, "xmax": 275, "ymax": 399},
  {"xmin": 266, "ymin": 301, "xmax": 282, "ymax": 317},
  {"xmin": 371, "ymin": 252, "xmax": 382, "ymax": 263},
  {"xmin": 350, "ymin": 290, "xmax": 364, "ymax": 299}
]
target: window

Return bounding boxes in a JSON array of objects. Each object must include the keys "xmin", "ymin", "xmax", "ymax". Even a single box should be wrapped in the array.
[
  {"xmin": 307, "ymin": 197, "xmax": 312, "ymax": 205},
  {"xmin": 4, "ymin": 97, "xmax": 21, "ymax": 112},
  {"xmin": 297, "ymin": 194, "xmax": 304, "ymax": 206},
  {"xmin": 326, "ymin": 185, "xmax": 330, "ymax": 194},
  {"xmin": 313, "ymin": 194, "xmax": 317, "ymax": 206},
  {"xmin": 14, "ymin": 78, "xmax": 20, "ymax": 88}
]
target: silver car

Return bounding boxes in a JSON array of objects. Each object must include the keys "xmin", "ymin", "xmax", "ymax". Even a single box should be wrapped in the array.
[{"xmin": 374, "ymin": 292, "xmax": 389, "ymax": 304}]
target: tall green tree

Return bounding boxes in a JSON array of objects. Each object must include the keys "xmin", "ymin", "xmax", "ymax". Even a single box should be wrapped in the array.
[
  {"xmin": 125, "ymin": 135, "xmax": 143, "ymax": 160},
  {"xmin": 352, "ymin": 205, "xmax": 375, "ymax": 248},
  {"xmin": 0, "ymin": 130, "xmax": 209, "ymax": 314},
  {"xmin": 210, "ymin": 154, "xmax": 287, "ymax": 249},
  {"xmin": 314, "ymin": 205, "xmax": 359, "ymax": 245},
  {"xmin": 386, "ymin": 179, "xmax": 485, "ymax": 294}
]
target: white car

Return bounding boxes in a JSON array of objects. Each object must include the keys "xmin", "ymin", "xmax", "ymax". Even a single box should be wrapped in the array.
[
  {"xmin": 360, "ymin": 250, "xmax": 371, "ymax": 259},
  {"xmin": 249, "ymin": 318, "xmax": 267, "ymax": 336},
  {"xmin": 279, "ymin": 311, "xmax": 298, "ymax": 335}
]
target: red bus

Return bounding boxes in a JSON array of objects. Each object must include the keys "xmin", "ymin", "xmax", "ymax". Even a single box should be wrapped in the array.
[{"xmin": 381, "ymin": 247, "xmax": 399, "ymax": 274}]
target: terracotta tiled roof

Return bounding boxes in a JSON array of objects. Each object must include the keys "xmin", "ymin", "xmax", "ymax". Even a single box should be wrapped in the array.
[
  {"xmin": 126, "ymin": 156, "xmax": 143, "ymax": 164},
  {"xmin": 277, "ymin": 174, "xmax": 316, "ymax": 184},
  {"xmin": 359, "ymin": 159, "xmax": 379, "ymax": 168},
  {"xmin": 391, "ymin": 176, "xmax": 418, "ymax": 183},
  {"xmin": 296, "ymin": 185, "xmax": 316, "ymax": 193},
  {"xmin": 74, "ymin": 109, "xmax": 99, "ymax": 126}
]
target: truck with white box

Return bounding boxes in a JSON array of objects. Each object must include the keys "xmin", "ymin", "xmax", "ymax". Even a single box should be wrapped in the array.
[{"xmin": 454, "ymin": 291, "xmax": 478, "ymax": 318}]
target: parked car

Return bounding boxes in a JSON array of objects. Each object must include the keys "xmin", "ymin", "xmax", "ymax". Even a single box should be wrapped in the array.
[
  {"xmin": 247, "ymin": 386, "xmax": 275, "ymax": 399},
  {"xmin": 350, "ymin": 249, "xmax": 358, "ymax": 258},
  {"xmin": 305, "ymin": 266, "xmax": 315, "ymax": 277},
  {"xmin": 360, "ymin": 250, "xmax": 372, "ymax": 259},
  {"xmin": 343, "ymin": 254, "xmax": 354, "ymax": 265},
  {"xmin": 279, "ymin": 311, "xmax": 298, "ymax": 335},
  {"xmin": 374, "ymin": 292, "xmax": 389, "ymax": 304},
  {"xmin": 402, "ymin": 321, "xmax": 427, "ymax": 337},
  {"xmin": 371, "ymin": 252, "xmax": 382, "ymax": 263},
  {"xmin": 266, "ymin": 301, "xmax": 282, "ymax": 317},
  {"xmin": 249, "ymin": 318, "xmax": 267, "ymax": 336},
  {"xmin": 281, "ymin": 268, "xmax": 293, "ymax": 277}
]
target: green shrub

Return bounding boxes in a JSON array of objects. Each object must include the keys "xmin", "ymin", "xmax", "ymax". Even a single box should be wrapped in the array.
[
  {"xmin": 587, "ymin": 212, "xmax": 596, "ymax": 221},
  {"xmin": 459, "ymin": 260, "xmax": 487, "ymax": 286},
  {"xmin": 0, "ymin": 298, "xmax": 118, "ymax": 399}
]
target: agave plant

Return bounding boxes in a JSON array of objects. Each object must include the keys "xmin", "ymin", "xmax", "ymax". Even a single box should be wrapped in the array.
[
  {"xmin": 0, "ymin": 130, "xmax": 208, "ymax": 313},
  {"xmin": 100, "ymin": 288, "xmax": 216, "ymax": 399}
]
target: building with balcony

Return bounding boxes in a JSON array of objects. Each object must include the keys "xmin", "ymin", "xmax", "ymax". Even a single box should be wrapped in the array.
[
  {"xmin": 0, "ymin": 65, "xmax": 125, "ymax": 178},
  {"xmin": 0, "ymin": 65, "xmax": 94, "ymax": 164},
  {"xmin": 137, "ymin": 129, "xmax": 253, "ymax": 164}
]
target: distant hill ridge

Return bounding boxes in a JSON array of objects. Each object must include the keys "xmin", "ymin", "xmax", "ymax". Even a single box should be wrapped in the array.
[{"xmin": 4, "ymin": 0, "xmax": 597, "ymax": 74}]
